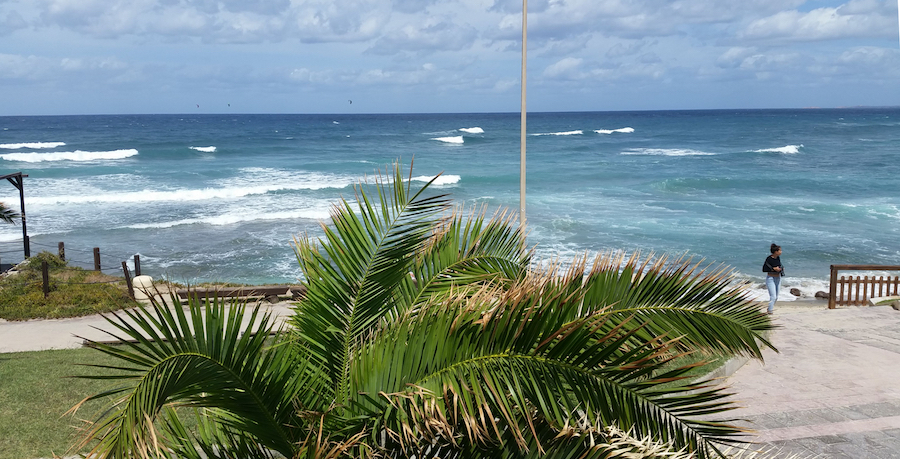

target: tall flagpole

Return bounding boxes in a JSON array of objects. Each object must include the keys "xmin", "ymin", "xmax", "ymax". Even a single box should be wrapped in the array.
[{"xmin": 520, "ymin": 0, "xmax": 527, "ymax": 227}]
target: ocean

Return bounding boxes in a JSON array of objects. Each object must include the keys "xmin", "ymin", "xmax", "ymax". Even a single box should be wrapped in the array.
[{"xmin": 2, "ymin": 109, "xmax": 899, "ymax": 300}]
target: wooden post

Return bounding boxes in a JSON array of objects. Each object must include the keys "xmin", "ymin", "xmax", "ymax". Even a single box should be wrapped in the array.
[
  {"xmin": 134, "ymin": 254, "xmax": 141, "ymax": 277},
  {"xmin": 828, "ymin": 265, "xmax": 838, "ymax": 309},
  {"xmin": 58, "ymin": 242, "xmax": 65, "ymax": 261},
  {"xmin": 122, "ymin": 261, "xmax": 134, "ymax": 299},
  {"xmin": 839, "ymin": 277, "xmax": 846, "ymax": 307},
  {"xmin": 42, "ymin": 261, "xmax": 50, "ymax": 298},
  {"xmin": 93, "ymin": 247, "xmax": 101, "ymax": 271}
]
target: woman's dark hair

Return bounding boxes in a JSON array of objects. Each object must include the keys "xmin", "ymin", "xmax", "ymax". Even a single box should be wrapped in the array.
[{"xmin": 770, "ymin": 243, "xmax": 781, "ymax": 254}]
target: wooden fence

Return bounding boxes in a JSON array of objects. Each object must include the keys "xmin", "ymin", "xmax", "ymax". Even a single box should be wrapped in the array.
[{"xmin": 828, "ymin": 264, "xmax": 900, "ymax": 309}]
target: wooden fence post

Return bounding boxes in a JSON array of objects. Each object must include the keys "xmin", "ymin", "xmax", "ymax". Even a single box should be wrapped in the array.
[
  {"xmin": 828, "ymin": 265, "xmax": 838, "ymax": 309},
  {"xmin": 58, "ymin": 242, "xmax": 65, "ymax": 261},
  {"xmin": 93, "ymin": 247, "xmax": 101, "ymax": 271},
  {"xmin": 42, "ymin": 261, "xmax": 50, "ymax": 298},
  {"xmin": 134, "ymin": 254, "xmax": 141, "ymax": 277},
  {"xmin": 122, "ymin": 261, "xmax": 134, "ymax": 299}
]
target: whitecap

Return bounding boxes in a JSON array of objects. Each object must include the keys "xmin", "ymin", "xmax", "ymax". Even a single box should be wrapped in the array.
[
  {"xmin": 754, "ymin": 145, "xmax": 802, "ymax": 154},
  {"xmin": 531, "ymin": 130, "xmax": 583, "ymax": 136},
  {"xmin": 124, "ymin": 208, "xmax": 333, "ymax": 229},
  {"xmin": 27, "ymin": 178, "xmax": 354, "ymax": 205},
  {"xmin": 411, "ymin": 174, "xmax": 461, "ymax": 186},
  {"xmin": 333, "ymin": 121, "xmax": 340, "ymax": 124},
  {"xmin": 190, "ymin": 146, "xmax": 217, "ymax": 153},
  {"xmin": 0, "ymin": 233, "xmax": 23, "ymax": 242},
  {"xmin": 459, "ymin": 127, "xmax": 484, "ymax": 134},
  {"xmin": 0, "ymin": 149, "xmax": 138, "ymax": 162},
  {"xmin": 0, "ymin": 141, "xmax": 66, "ymax": 149},
  {"xmin": 594, "ymin": 127, "xmax": 634, "ymax": 134},
  {"xmin": 621, "ymin": 148, "xmax": 715, "ymax": 156},
  {"xmin": 432, "ymin": 136, "xmax": 464, "ymax": 144}
]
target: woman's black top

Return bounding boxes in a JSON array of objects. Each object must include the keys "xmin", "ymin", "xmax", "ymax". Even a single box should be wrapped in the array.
[{"xmin": 762, "ymin": 255, "xmax": 784, "ymax": 276}]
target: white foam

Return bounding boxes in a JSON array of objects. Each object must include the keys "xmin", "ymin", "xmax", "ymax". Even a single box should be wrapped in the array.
[
  {"xmin": 432, "ymin": 136, "xmax": 464, "ymax": 144},
  {"xmin": 190, "ymin": 146, "xmax": 216, "ymax": 153},
  {"xmin": 0, "ymin": 233, "xmax": 23, "ymax": 242},
  {"xmin": 594, "ymin": 127, "xmax": 634, "ymax": 134},
  {"xmin": 0, "ymin": 149, "xmax": 138, "ymax": 162},
  {"xmin": 333, "ymin": 121, "xmax": 340, "ymax": 124},
  {"xmin": 27, "ymin": 177, "xmax": 354, "ymax": 205},
  {"xmin": 0, "ymin": 142, "xmax": 66, "ymax": 149},
  {"xmin": 754, "ymin": 144, "xmax": 802, "ymax": 154},
  {"xmin": 125, "ymin": 208, "xmax": 332, "ymax": 229},
  {"xmin": 411, "ymin": 174, "xmax": 461, "ymax": 185},
  {"xmin": 531, "ymin": 130, "xmax": 583, "ymax": 136},
  {"xmin": 459, "ymin": 127, "xmax": 484, "ymax": 134},
  {"xmin": 621, "ymin": 148, "xmax": 715, "ymax": 156}
]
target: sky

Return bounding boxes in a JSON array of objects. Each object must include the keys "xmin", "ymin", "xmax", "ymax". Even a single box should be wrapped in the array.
[{"xmin": 1, "ymin": 0, "xmax": 898, "ymax": 115}]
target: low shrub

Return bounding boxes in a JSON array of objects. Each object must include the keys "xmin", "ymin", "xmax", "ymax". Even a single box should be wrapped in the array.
[{"xmin": 0, "ymin": 251, "xmax": 137, "ymax": 321}]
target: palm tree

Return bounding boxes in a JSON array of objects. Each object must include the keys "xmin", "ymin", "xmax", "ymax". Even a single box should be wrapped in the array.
[
  {"xmin": 72, "ymin": 162, "xmax": 775, "ymax": 459},
  {"xmin": 0, "ymin": 202, "xmax": 18, "ymax": 224}
]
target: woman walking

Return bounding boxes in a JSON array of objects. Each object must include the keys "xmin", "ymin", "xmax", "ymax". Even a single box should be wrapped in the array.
[{"xmin": 762, "ymin": 244, "xmax": 784, "ymax": 314}]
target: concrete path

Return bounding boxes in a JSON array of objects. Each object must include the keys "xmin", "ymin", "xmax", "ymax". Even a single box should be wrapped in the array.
[
  {"xmin": 4, "ymin": 299, "xmax": 900, "ymax": 458},
  {"xmin": 727, "ymin": 301, "xmax": 900, "ymax": 458},
  {"xmin": 0, "ymin": 301, "xmax": 296, "ymax": 353}
]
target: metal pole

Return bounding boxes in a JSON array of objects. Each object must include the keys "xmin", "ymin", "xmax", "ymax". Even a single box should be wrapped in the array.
[
  {"xmin": 14, "ymin": 175, "xmax": 28, "ymax": 257},
  {"xmin": 520, "ymin": 0, "xmax": 527, "ymax": 227}
]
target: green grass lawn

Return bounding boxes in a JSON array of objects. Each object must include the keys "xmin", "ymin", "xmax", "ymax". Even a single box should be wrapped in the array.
[{"xmin": 0, "ymin": 347, "xmax": 121, "ymax": 459}]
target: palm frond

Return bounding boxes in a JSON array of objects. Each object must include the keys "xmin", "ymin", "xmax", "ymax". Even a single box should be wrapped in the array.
[
  {"xmin": 401, "ymin": 206, "xmax": 530, "ymax": 308},
  {"xmin": 72, "ymin": 293, "xmax": 310, "ymax": 459},
  {"xmin": 0, "ymin": 202, "xmax": 18, "ymax": 224},
  {"xmin": 568, "ymin": 251, "xmax": 776, "ymax": 359},
  {"xmin": 291, "ymin": 161, "xmax": 451, "ymax": 406},
  {"xmin": 353, "ymin": 279, "xmax": 749, "ymax": 459}
]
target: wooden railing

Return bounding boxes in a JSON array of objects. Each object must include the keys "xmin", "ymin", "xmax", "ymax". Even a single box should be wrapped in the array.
[{"xmin": 829, "ymin": 265, "xmax": 900, "ymax": 309}]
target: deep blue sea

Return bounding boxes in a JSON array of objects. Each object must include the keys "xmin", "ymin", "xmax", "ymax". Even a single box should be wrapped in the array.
[{"xmin": 2, "ymin": 109, "xmax": 900, "ymax": 299}]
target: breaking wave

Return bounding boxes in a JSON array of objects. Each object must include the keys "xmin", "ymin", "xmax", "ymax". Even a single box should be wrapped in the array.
[
  {"xmin": 432, "ymin": 136, "xmax": 464, "ymax": 144},
  {"xmin": 621, "ymin": 148, "xmax": 715, "ymax": 156},
  {"xmin": 594, "ymin": 127, "xmax": 634, "ymax": 134},
  {"xmin": 190, "ymin": 146, "xmax": 217, "ymax": 153},
  {"xmin": 0, "ymin": 149, "xmax": 139, "ymax": 162},
  {"xmin": 0, "ymin": 142, "xmax": 66, "ymax": 149},
  {"xmin": 754, "ymin": 145, "xmax": 803, "ymax": 154}
]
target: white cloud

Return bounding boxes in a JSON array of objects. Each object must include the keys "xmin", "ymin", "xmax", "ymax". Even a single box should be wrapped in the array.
[
  {"xmin": 740, "ymin": 0, "xmax": 895, "ymax": 41},
  {"xmin": 2, "ymin": 0, "xmax": 899, "ymax": 114},
  {"xmin": 544, "ymin": 57, "xmax": 584, "ymax": 78}
]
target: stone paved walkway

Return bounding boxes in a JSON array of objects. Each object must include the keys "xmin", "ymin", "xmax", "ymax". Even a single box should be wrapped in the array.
[{"xmin": 725, "ymin": 301, "xmax": 900, "ymax": 458}]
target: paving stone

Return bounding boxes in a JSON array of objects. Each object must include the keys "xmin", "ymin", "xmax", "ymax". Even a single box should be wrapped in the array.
[
  {"xmin": 849, "ymin": 401, "xmax": 900, "ymax": 418},
  {"xmin": 868, "ymin": 434, "xmax": 900, "ymax": 451},
  {"xmin": 763, "ymin": 441, "xmax": 816, "ymax": 458},
  {"xmin": 872, "ymin": 447, "xmax": 900, "ymax": 459}
]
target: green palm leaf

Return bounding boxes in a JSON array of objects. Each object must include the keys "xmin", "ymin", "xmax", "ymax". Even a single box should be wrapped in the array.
[
  {"xmin": 291, "ymin": 161, "xmax": 451, "ymax": 406},
  {"xmin": 401, "ymin": 206, "xmax": 530, "ymax": 309},
  {"xmin": 73, "ymin": 294, "xmax": 311, "ymax": 459},
  {"xmin": 0, "ymin": 202, "xmax": 18, "ymax": 224},
  {"xmin": 353, "ymin": 280, "xmax": 749, "ymax": 459},
  {"xmin": 571, "ymin": 252, "xmax": 776, "ymax": 359}
]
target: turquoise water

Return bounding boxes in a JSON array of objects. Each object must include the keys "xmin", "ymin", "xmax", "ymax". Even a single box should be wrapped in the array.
[{"xmin": 2, "ymin": 109, "xmax": 899, "ymax": 297}]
